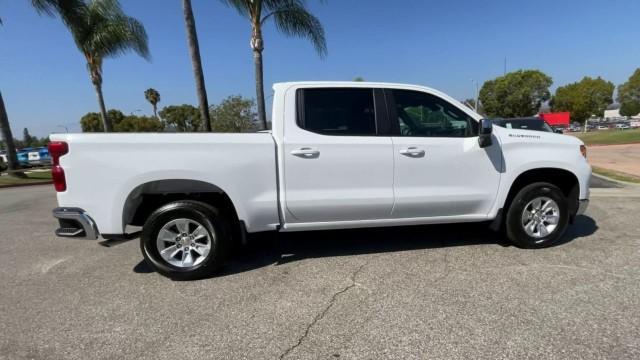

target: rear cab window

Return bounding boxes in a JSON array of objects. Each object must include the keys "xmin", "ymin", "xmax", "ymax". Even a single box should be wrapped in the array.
[{"xmin": 296, "ymin": 88, "xmax": 377, "ymax": 136}]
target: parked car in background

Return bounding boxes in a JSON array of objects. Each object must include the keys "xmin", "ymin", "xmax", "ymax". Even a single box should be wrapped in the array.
[
  {"xmin": 615, "ymin": 124, "xmax": 630, "ymax": 130},
  {"xmin": 491, "ymin": 117, "xmax": 554, "ymax": 133},
  {"xmin": 16, "ymin": 150, "xmax": 30, "ymax": 167},
  {"xmin": 50, "ymin": 81, "xmax": 591, "ymax": 280},
  {"xmin": 17, "ymin": 147, "xmax": 52, "ymax": 167},
  {"xmin": 0, "ymin": 156, "xmax": 6, "ymax": 173},
  {"xmin": 597, "ymin": 125, "xmax": 609, "ymax": 130}
]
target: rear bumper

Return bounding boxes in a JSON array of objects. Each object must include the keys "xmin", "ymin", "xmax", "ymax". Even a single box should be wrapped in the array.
[
  {"xmin": 576, "ymin": 199, "xmax": 589, "ymax": 216},
  {"xmin": 52, "ymin": 207, "xmax": 99, "ymax": 239}
]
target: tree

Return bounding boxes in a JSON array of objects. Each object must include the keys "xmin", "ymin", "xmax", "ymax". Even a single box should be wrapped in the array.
[
  {"xmin": 81, "ymin": 110, "xmax": 163, "ymax": 132},
  {"xmin": 80, "ymin": 109, "xmax": 125, "ymax": 132},
  {"xmin": 618, "ymin": 68, "xmax": 640, "ymax": 117},
  {"xmin": 221, "ymin": 0, "xmax": 327, "ymax": 130},
  {"xmin": 159, "ymin": 105, "xmax": 202, "ymax": 132},
  {"xmin": 23, "ymin": 128, "xmax": 35, "ymax": 147},
  {"xmin": 51, "ymin": 0, "xmax": 150, "ymax": 132},
  {"xmin": 479, "ymin": 70, "xmax": 552, "ymax": 118},
  {"xmin": 0, "ymin": 91, "xmax": 24, "ymax": 176},
  {"xmin": 144, "ymin": 88, "xmax": 161, "ymax": 118},
  {"xmin": 0, "ymin": 1, "xmax": 86, "ymax": 176},
  {"xmin": 210, "ymin": 95, "xmax": 258, "ymax": 133},
  {"xmin": 552, "ymin": 77, "xmax": 614, "ymax": 123},
  {"xmin": 115, "ymin": 115, "xmax": 164, "ymax": 132},
  {"xmin": 353, "ymin": 76, "xmax": 365, "ymax": 82},
  {"xmin": 182, "ymin": 0, "xmax": 212, "ymax": 132}
]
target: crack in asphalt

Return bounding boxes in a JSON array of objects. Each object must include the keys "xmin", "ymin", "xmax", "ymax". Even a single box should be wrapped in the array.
[
  {"xmin": 433, "ymin": 250, "xmax": 451, "ymax": 283},
  {"xmin": 279, "ymin": 262, "xmax": 367, "ymax": 360}
]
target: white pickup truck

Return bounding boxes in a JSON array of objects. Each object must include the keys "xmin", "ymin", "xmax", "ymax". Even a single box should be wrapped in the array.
[{"xmin": 50, "ymin": 82, "xmax": 591, "ymax": 280}]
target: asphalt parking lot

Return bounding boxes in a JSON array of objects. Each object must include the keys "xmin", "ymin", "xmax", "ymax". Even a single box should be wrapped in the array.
[{"xmin": 1, "ymin": 181, "xmax": 639, "ymax": 359}]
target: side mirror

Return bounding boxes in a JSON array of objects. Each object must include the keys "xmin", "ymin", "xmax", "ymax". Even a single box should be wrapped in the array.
[{"xmin": 478, "ymin": 119, "xmax": 493, "ymax": 148}]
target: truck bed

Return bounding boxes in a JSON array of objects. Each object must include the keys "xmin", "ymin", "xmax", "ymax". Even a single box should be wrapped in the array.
[{"xmin": 50, "ymin": 133, "xmax": 280, "ymax": 234}]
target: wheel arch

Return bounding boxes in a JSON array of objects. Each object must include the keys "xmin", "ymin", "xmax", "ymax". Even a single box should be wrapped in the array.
[
  {"xmin": 489, "ymin": 167, "xmax": 580, "ymax": 232},
  {"xmin": 502, "ymin": 167, "xmax": 580, "ymax": 221},
  {"xmin": 122, "ymin": 179, "xmax": 241, "ymax": 233}
]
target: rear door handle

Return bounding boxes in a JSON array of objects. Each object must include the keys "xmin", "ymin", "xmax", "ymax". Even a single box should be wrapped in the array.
[
  {"xmin": 399, "ymin": 147, "xmax": 425, "ymax": 157},
  {"xmin": 291, "ymin": 147, "xmax": 320, "ymax": 158}
]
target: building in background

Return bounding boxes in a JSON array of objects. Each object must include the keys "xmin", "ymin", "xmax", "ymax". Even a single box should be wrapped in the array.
[{"xmin": 604, "ymin": 109, "xmax": 625, "ymax": 121}]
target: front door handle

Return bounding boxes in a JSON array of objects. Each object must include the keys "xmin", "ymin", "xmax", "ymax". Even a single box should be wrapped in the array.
[
  {"xmin": 399, "ymin": 147, "xmax": 425, "ymax": 157},
  {"xmin": 291, "ymin": 147, "xmax": 320, "ymax": 158}
]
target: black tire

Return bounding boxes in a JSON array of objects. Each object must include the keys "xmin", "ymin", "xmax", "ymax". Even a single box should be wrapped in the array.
[
  {"xmin": 505, "ymin": 182, "xmax": 569, "ymax": 249},
  {"xmin": 140, "ymin": 200, "xmax": 232, "ymax": 280}
]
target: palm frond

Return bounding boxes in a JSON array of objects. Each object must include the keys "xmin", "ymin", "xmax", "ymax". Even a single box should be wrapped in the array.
[
  {"xmin": 92, "ymin": 15, "xmax": 149, "ymax": 59},
  {"xmin": 219, "ymin": 0, "xmax": 251, "ymax": 17},
  {"xmin": 145, "ymin": 88, "xmax": 160, "ymax": 103},
  {"xmin": 31, "ymin": 0, "xmax": 87, "ymax": 29},
  {"xmin": 264, "ymin": 0, "xmax": 327, "ymax": 56},
  {"xmin": 68, "ymin": 0, "xmax": 149, "ymax": 61},
  {"xmin": 31, "ymin": 0, "xmax": 64, "ymax": 16}
]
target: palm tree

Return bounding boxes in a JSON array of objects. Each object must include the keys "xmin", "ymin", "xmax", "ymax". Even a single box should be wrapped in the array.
[
  {"xmin": 52, "ymin": 0, "xmax": 150, "ymax": 132},
  {"xmin": 0, "ymin": 16, "xmax": 21, "ymax": 176},
  {"xmin": 0, "ymin": 1, "xmax": 87, "ymax": 177},
  {"xmin": 221, "ymin": 0, "xmax": 327, "ymax": 130},
  {"xmin": 182, "ymin": 0, "xmax": 212, "ymax": 132},
  {"xmin": 1, "ymin": 1, "xmax": 80, "ymax": 176},
  {"xmin": 0, "ymin": 91, "xmax": 24, "ymax": 177},
  {"xmin": 144, "ymin": 88, "xmax": 161, "ymax": 118}
]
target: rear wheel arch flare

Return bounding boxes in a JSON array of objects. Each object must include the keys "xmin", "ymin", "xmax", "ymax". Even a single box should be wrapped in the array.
[{"xmin": 122, "ymin": 179, "xmax": 240, "ymax": 229}]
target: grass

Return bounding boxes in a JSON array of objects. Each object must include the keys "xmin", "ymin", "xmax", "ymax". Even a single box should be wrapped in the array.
[
  {"xmin": 0, "ymin": 170, "xmax": 52, "ymax": 187},
  {"xmin": 572, "ymin": 128, "xmax": 640, "ymax": 146},
  {"xmin": 592, "ymin": 166, "xmax": 640, "ymax": 184}
]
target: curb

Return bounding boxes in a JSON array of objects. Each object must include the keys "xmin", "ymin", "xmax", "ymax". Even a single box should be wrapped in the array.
[
  {"xmin": 586, "ymin": 142, "xmax": 640, "ymax": 147},
  {"xmin": 591, "ymin": 172, "xmax": 640, "ymax": 187},
  {"xmin": 0, "ymin": 181, "xmax": 53, "ymax": 189}
]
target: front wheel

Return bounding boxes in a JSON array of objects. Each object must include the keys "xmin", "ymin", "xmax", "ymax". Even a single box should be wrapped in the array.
[
  {"xmin": 140, "ymin": 200, "xmax": 231, "ymax": 280},
  {"xmin": 505, "ymin": 182, "xmax": 569, "ymax": 249}
]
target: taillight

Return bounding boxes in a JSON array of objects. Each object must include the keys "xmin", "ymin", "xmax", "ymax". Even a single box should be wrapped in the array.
[
  {"xmin": 48, "ymin": 141, "xmax": 69, "ymax": 192},
  {"xmin": 48, "ymin": 141, "xmax": 68, "ymax": 166},
  {"xmin": 51, "ymin": 166, "xmax": 66, "ymax": 191},
  {"xmin": 580, "ymin": 145, "xmax": 587, "ymax": 159}
]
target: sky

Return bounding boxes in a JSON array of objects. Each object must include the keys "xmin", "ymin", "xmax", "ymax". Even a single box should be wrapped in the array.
[{"xmin": 1, "ymin": 0, "xmax": 639, "ymax": 137}]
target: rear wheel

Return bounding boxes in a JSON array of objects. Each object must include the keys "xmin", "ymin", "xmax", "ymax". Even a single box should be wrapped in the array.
[
  {"xmin": 505, "ymin": 182, "xmax": 569, "ymax": 249},
  {"xmin": 140, "ymin": 200, "xmax": 231, "ymax": 280}
]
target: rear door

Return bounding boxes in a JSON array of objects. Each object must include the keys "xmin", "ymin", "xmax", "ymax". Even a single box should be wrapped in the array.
[
  {"xmin": 387, "ymin": 89, "xmax": 502, "ymax": 219},
  {"xmin": 282, "ymin": 87, "xmax": 394, "ymax": 223}
]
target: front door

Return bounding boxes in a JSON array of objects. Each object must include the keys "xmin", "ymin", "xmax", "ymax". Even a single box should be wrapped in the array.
[
  {"xmin": 387, "ymin": 89, "xmax": 502, "ymax": 219},
  {"xmin": 283, "ymin": 88, "xmax": 394, "ymax": 223}
]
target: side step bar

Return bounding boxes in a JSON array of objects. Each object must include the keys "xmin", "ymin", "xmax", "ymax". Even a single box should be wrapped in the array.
[{"xmin": 52, "ymin": 207, "xmax": 99, "ymax": 240}]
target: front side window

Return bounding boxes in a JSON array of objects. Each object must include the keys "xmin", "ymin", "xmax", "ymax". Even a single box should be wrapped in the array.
[
  {"xmin": 298, "ymin": 88, "xmax": 376, "ymax": 136},
  {"xmin": 391, "ymin": 90, "xmax": 477, "ymax": 137}
]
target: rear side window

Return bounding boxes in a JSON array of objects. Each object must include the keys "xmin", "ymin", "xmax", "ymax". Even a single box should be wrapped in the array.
[{"xmin": 297, "ymin": 88, "xmax": 377, "ymax": 136}]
